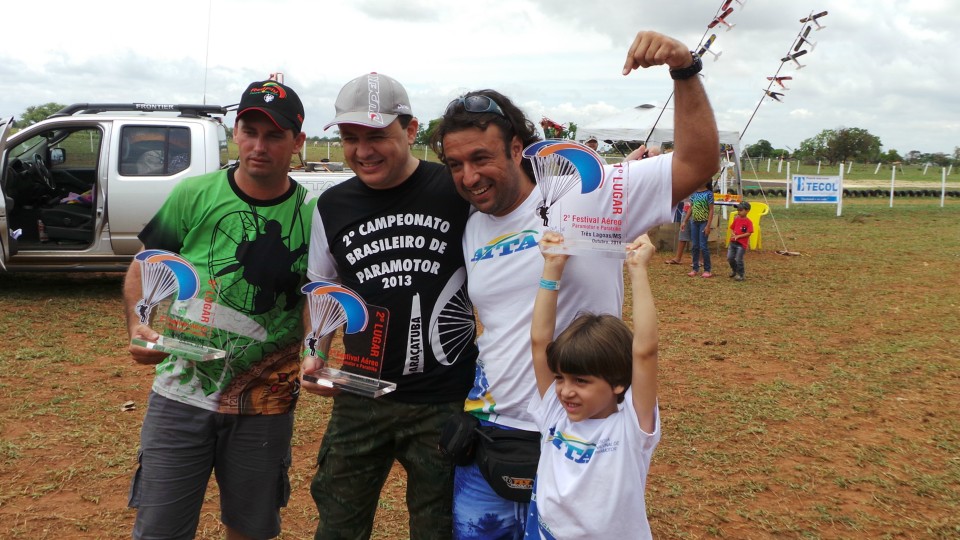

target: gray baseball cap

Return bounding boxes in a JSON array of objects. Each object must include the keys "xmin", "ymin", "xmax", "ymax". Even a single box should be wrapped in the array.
[{"xmin": 323, "ymin": 72, "xmax": 413, "ymax": 130}]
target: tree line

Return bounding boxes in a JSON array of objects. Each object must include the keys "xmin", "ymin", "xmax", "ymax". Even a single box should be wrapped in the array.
[
  {"xmin": 743, "ymin": 127, "xmax": 959, "ymax": 167},
  {"xmin": 11, "ymin": 103, "xmax": 957, "ymax": 167}
]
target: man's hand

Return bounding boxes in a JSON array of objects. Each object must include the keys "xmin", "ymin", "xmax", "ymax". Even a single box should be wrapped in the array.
[
  {"xmin": 625, "ymin": 144, "xmax": 648, "ymax": 161},
  {"xmin": 128, "ymin": 324, "xmax": 170, "ymax": 365},
  {"xmin": 300, "ymin": 353, "xmax": 341, "ymax": 397},
  {"xmin": 623, "ymin": 31, "xmax": 692, "ymax": 74}
]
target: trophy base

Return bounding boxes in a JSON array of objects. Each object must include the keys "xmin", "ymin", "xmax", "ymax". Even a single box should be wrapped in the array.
[
  {"xmin": 542, "ymin": 238, "xmax": 629, "ymax": 259},
  {"xmin": 303, "ymin": 368, "xmax": 397, "ymax": 398},
  {"xmin": 131, "ymin": 336, "xmax": 227, "ymax": 362}
]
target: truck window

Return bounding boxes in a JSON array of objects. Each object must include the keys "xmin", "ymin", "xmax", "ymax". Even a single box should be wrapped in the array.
[
  {"xmin": 52, "ymin": 129, "xmax": 102, "ymax": 169},
  {"xmin": 120, "ymin": 126, "xmax": 191, "ymax": 176}
]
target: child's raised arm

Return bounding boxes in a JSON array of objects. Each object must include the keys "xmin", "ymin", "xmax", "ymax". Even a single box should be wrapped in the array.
[
  {"xmin": 531, "ymin": 232, "xmax": 569, "ymax": 398},
  {"xmin": 625, "ymin": 234, "xmax": 659, "ymax": 433}
]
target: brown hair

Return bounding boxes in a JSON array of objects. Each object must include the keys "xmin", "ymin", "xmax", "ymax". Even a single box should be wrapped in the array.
[{"xmin": 546, "ymin": 312, "xmax": 632, "ymax": 403}]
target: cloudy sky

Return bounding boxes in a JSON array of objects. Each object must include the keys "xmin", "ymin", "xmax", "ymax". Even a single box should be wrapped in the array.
[{"xmin": 3, "ymin": 0, "xmax": 957, "ymax": 155}]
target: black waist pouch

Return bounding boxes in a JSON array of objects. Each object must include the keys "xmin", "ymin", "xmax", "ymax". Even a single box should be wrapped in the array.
[
  {"xmin": 474, "ymin": 426, "xmax": 541, "ymax": 503},
  {"xmin": 438, "ymin": 412, "xmax": 481, "ymax": 466}
]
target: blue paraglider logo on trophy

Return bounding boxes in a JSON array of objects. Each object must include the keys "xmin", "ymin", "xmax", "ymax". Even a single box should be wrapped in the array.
[
  {"xmin": 523, "ymin": 140, "xmax": 630, "ymax": 259},
  {"xmin": 131, "ymin": 249, "xmax": 227, "ymax": 362},
  {"xmin": 300, "ymin": 281, "xmax": 395, "ymax": 398}
]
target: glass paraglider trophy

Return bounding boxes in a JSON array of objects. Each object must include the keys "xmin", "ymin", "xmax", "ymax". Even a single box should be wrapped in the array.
[
  {"xmin": 300, "ymin": 281, "xmax": 396, "ymax": 398},
  {"xmin": 130, "ymin": 250, "xmax": 227, "ymax": 362},
  {"xmin": 525, "ymin": 140, "xmax": 630, "ymax": 259}
]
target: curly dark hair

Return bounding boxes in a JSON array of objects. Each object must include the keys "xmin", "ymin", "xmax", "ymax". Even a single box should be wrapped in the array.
[{"xmin": 429, "ymin": 89, "xmax": 540, "ymax": 181}]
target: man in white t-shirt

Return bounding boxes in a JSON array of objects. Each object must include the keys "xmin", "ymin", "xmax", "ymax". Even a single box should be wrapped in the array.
[{"xmin": 429, "ymin": 31, "xmax": 719, "ymax": 539}]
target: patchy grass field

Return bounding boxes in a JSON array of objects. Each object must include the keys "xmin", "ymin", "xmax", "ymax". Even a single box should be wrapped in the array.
[{"xmin": 0, "ymin": 199, "xmax": 957, "ymax": 538}]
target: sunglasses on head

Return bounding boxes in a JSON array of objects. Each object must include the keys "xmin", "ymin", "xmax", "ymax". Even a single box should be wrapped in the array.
[{"xmin": 445, "ymin": 95, "xmax": 505, "ymax": 117}]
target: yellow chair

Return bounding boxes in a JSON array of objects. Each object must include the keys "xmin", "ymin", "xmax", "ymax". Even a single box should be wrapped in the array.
[{"xmin": 725, "ymin": 202, "xmax": 769, "ymax": 250}]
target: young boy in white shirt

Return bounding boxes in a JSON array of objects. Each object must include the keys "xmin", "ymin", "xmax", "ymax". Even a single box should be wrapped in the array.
[{"xmin": 526, "ymin": 231, "xmax": 661, "ymax": 539}]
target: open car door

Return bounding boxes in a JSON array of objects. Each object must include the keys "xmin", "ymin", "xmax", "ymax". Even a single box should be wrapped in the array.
[{"xmin": 0, "ymin": 116, "xmax": 14, "ymax": 270}]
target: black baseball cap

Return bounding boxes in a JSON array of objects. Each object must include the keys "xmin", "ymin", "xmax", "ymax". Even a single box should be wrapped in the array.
[{"xmin": 237, "ymin": 80, "xmax": 304, "ymax": 133}]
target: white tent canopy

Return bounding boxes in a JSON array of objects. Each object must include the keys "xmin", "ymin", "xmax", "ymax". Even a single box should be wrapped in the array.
[
  {"xmin": 580, "ymin": 104, "xmax": 743, "ymax": 192},
  {"xmin": 580, "ymin": 104, "xmax": 741, "ymax": 151},
  {"xmin": 580, "ymin": 104, "xmax": 667, "ymax": 143}
]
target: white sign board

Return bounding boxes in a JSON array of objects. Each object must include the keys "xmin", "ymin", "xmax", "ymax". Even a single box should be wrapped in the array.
[{"xmin": 791, "ymin": 175, "xmax": 841, "ymax": 204}]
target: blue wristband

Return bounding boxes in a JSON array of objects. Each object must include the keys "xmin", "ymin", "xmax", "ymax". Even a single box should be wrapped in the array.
[{"xmin": 539, "ymin": 278, "xmax": 560, "ymax": 291}]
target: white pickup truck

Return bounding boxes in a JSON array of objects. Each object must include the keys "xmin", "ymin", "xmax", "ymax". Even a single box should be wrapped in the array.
[{"xmin": 0, "ymin": 103, "xmax": 351, "ymax": 271}]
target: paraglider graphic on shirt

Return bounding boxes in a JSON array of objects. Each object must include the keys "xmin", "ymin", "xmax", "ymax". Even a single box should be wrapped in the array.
[
  {"xmin": 131, "ymin": 249, "xmax": 227, "ymax": 362},
  {"xmin": 300, "ymin": 281, "xmax": 396, "ymax": 397},
  {"xmin": 429, "ymin": 267, "xmax": 477, "ymax": 367},
  {"xmin": 523, "ymin": 140, "xmax": 630, "ymax": 259}
]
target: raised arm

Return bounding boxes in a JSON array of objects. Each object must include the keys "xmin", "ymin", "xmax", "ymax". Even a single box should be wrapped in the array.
[
  {"xmin": 624, "ymin": 234, "xmax": 659, "ymax": 433},
  {"xmin": 622, "ymin": 30, "xmax": 720, "ymax": 205},
  {"xmin": 531, "ymin": 232, "xmax": 569, "ymax": 397}
]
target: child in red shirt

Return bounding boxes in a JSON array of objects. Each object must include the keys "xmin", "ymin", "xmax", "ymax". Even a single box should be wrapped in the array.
[{"xmin": 727, "ymin": 201, "xmax": 754, "ymax": 281}]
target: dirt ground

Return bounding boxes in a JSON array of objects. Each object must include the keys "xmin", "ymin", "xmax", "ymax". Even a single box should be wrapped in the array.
[{"xmin": 0, "ymin": 200, "xmax": 957, "ymax": 539}]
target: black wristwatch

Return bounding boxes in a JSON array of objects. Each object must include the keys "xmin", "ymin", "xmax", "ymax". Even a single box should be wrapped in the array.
[{"xmin": 669, "ymin": 51, "xmax": 703, "ymax": 80}]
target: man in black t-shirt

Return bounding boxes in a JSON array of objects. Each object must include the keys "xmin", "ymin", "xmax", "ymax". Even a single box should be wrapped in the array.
[{"xmin": 302, "ymin": 72, "xmax": 477, "ymax": 540}]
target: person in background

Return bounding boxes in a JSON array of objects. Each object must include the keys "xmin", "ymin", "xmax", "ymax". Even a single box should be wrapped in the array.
[
  {"xmin": 664, "ymin": 195, "xmax": 691, "ymax": 265},
  {"xmin": 727, "ymin": 200, "xmax": 754, "ymax": 281},
  {"xmin": 584, "ymin": 136, "xmax": 599, "ymax": 152},
  {"xmin": 683, "ymin": 178, "xmax": 715, "ymax": 278}
]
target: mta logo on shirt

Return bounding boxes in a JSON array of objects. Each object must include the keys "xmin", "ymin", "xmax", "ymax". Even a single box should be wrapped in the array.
[
  {"xmin": 548, "ymin": 428, "xmax": 596, "ymax": 464},
  {"xmin": 470, "ymin": 230, "xmax": 539, "ymax": 263}
]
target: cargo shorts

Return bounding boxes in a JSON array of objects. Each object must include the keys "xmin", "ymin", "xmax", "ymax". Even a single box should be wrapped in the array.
[
  {"xmin": 129, "ymin": 392, "xmax": 293, "ymax": 540},
  {"xmin": 310, "ymin": 393, "xmax": 462, "ymax": 540}
]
